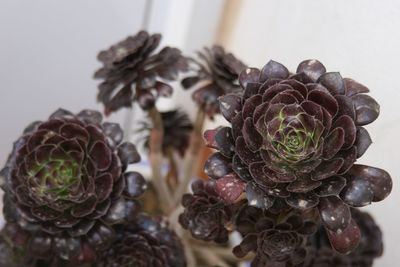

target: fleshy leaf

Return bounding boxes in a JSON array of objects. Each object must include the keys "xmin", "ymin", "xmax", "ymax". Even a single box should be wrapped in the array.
[
  {"xmin": 296, "ymin": 59, "xmax": 326, "ymax": 82},
  {"xmin": 340, "ymin": 175, "xmax": 373, "ymax": 207},
  {"xmin": 86, "ymin": 223, "xmax": 115, "ymax": 250},
  {"xmin": 204, "ymin": 152, "xmax": 232, "ymax": 179},
  {"xmin": 215, "ymin": 173, "xmax": 246, "ymax": 204},
  {"xmin": 351, "ymin": 94, "xmax": 380, "ymax": 126},
  {"xmin": 118, "ymin": 142, "xmax": 141, "ymax": 166},
  {"xmin": 239, "ymin": 68, "xmax": 261, "ymax": 88},
  {"xmin": 204, "ymin": 128, "xmax": 218, "ymax": 149},
  {"xmin": 344, "ymin": 78, "xmax": 369, "ymax": 96},
  {"xmin": 285, "ymin": 193, "xmax": 319, "ymax": 209},
  {"xmin": 260, "ymin": 60, "xmax": 289, "ymax": 82},
  {"xmin": 242, "ymin": 117, "xmax": 263, "ymax": 151},
  {"xmin": 354, "ymin": 127, "xmax": 372, "ymax": 158},
  {"xmin": 102, "ymin": 197, "xmax": 127, "ymax": 224},
  {"xmin": 332, "ymin": 115, "xmax": 356, "ymax": 149},
  {"xmin": 317, "ymin": 72, "xmax": 345, "ymax": 95},
  {"xmin": 318, "ymin": 196, "xmax": 351, "ymax": 232},
  {"xmin": 326, "ymin": 219, "xmax": 361, "ymax": 254},
  {"xmin": 245, "ymin": 182, "xmax": 275, "ymax": 209},
  {"xmin": 53, "ymin": 236, "xmax": 81, "ymax": 260},
  {"xmin": 345, "ymin": 164, "xmax": 392, "ymax": 202},
  {"xmin": 123, "ymin": 172, "xmax": 147, "ymax": 199},
  {"xmin": 315, "ymin": 176, "xmax": 346, "ymax": 197},
  {"xmin": 219, "ymin": 94, "xmax": 242, "ymax": 122},
  {"xmin": 215, "ymin": 127, "xmax": 235, "ymax": 157},
  {"xmin": 232, "ymin": 155, "xmax": 252, "ymax": 181},
  {"xmin": 102, "ymin": 122, "xmax": 123, "ymax": 145},
  {"xmin": 235, "ymin": 136, "xmax": 262, "ymax": 165},
  {"xmin": 312, "ymin": 158, "xmax": 344, "ymax": 181},
  {"xmin": 89, "ymin": 141, "xmax": 112, "ymax": 170}
]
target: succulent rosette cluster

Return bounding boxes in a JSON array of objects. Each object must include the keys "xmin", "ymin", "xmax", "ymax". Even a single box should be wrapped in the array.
[
  {"xmin": 0, "ymin": 109, "xmax": 147, "ymax": 263},
  {"xmin": 95, "ymin": 214, "xmax": 186, "ymax": 267},
  {"xmin": 139, "ymin": 109, "xmax": 193, "ymax": 157},
  {"xmin": 179, "ymin": 180, "xmax": 234, "ymax": 243},
  {"xmin": 203, "ymin": 59, "xmax": 392, "ymax": 253},
  {"xmin": 181, "ymin": 45, "xmax": 247, "ymax": 117},
  {"xmin": 233, "ymin": 206, "xmax": 317, "ymax": 267},
  {"xmin": 94, "ymin": 30, "xmax": 189, "ymax": 114},
  {"xmin": 0, "ymin": 222, "xmax": 73, "ymax": 267}
]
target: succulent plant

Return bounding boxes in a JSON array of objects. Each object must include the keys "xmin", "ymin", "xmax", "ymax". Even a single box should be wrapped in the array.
[
  {"xmin": 139, "ymin": 109, "xmax": 193, "ymax": 157},
  {"xmin": 305, "ymin": 247, "xmax": 350, "ymax": 267},
  {"xmin": 348, "ymin": 208, "xmax": 383, "ymax": 266},
  {"xmin": 305, "ymin": 209, "xmax": 383, "ymax": 267},
  {"xmin": 203, "ymin": 59, "xmax": 392, "ymax": 253},
  {"xmin": 95, "ymin": 214, "xmax": 186, "ymax": 267},
  {"xmin": 181, "ymin": 45, "xmax": 247, "ymax": 118},
  {"xmin": 233, "ymin": 206, "xmax": 317, "ymax": 267},
  {"xmin": 94, "ymin": 30, "xmax": 189, "ymax": 114},
  {"xmin": 0, "ymin": 224, "xmax": 27, "ymax": 267},
  {"xmin": 0, "ymin": 222, "xmax": 80, "ymax": 267},
  {"xmin": 0, "ymin": 108, "xmax": 147, "ymax": 263},
  {"xmin": 179, "ymin": 180, "xmax": 234, "ymax": 243}
]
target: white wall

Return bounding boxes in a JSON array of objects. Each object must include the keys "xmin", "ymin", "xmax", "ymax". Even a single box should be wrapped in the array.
[
  {"xmin": 0, "ymin": 0, "xmax": 149, "ymax": 164},
  {"xmin": 222, "ymin": 1, "xmax": 400, "ymax": 265}
]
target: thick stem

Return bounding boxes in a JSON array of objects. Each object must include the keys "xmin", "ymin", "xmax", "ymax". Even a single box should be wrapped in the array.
[
  {"xmin": 166, "ymin": 147, "xmax": 179, "ymax": 190},
  {"xmin": 168, "ymin": 206, "xmax": 197, "ymax": 267},
  {"xmin": 173, "ymin": 109, "xmax": 206, "ymax": 205},
  {"xmin": 148, "ymin": 107, "xmax": 174, "ymax": 212},
  {"xmin": 182, "ymin": 234, "xmax": 197, "ymax": 267},
  {"xmin": 193, "ymin": 245, "xmax": 230, "ymax": 267}
]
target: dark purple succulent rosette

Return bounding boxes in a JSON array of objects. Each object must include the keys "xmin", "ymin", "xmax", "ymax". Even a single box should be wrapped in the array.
[
  {"xmin": 95, "ymin": 214, "xmax": 186, "ymax": 267},
  {"xmin": 179, "ymin": 180, "xmax": 233, "ymax": 243},
  {"xmin": 0, "ymin": 108, "xmax": 147, "ymax": 262},
  {"xmin": 0, "ymin": 222, "xmax": 80, "ymax": 267},
  {"xmin": 140, "ymin": 109, "xmax": 193, "ymax": 157},
  {"xmin": 181, "ymin": 45, "xmax": 247, "ymax": 118},
  {"xmin": 203, "ymin": 59, "xmax": 392, "ymax": 253},
  {"xmin": 94, "ymin": 31, "xmax": 189, "ymax": 114},
  {"xmin": 0, "ymin": 223, "xmax": 30, "ymax": 267},
  {"xmin": 233, "ymin": 206, "xmax": 317, "ymax": 267}
]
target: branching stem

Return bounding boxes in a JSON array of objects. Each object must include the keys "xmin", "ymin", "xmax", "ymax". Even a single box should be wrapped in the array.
[
  {"xmin": 174, "ymin": 109, "xmax": 206, "ymax": 205},
  {"xmin": 148, "ymin": 107, "xmax": 174, "ymax": 212}
]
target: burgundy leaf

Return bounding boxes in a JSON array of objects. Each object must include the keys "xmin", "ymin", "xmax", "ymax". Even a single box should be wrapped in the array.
[
  {"xmin": 239, "ymin": 68, "xmax": 261, "ymax": 88},
  {"xmin": 326, "ymin": 219, "xmax": 361, "ymax": 254},
  {"xmin": 219, "ymin": 94, "xmax": 242, "ymax": 122},
  {"xmin": 346, "ymin": 164, "xmax": 392, "ymax": 202},
  {"xmin": 354, "ymin": 127, "xmax": 372, "ymax": 158},
  {"xmin": 285, "ymin": 193, "xmax": 319, "ymax": 210},
  {"xmin": 351, "ymin": 94, "xmax": 380, "ymax": 126},
  {"xmin": 318, "ymin": 196, "xmax": 351, "ymax": 232},
  {"xmin": 344, "ymin": 78, "xmax": 370, "ymax": 96},
  {"xmin": 215, "ymin": 173, "xmax": 246, "ymax": 204},
  {"xmin": 296, "ymin": 59, "xmax": 326, "ymax": 82},
  {"xmin": 317, "ymin": 72, "xmax": 345, "ymax": 95},
  {"xmin": 260, "ymin": 60, "xmax": 289, "ymax": 82},
  {"xmin": 204, "ymin": 152, "xmax": 232, "ymax": 179}
]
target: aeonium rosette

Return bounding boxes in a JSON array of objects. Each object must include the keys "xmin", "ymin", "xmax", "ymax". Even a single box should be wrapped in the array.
[
  {"xmin": 203, "ymin": 59, "xmax": 392, "ymax": 253},
  {"xmin": 233, "ymin": 206, "xmax": 317, "ymax": 267},
  {"xmin": 0, "ymin": 108, "xmax": 147, "ymax": 264},
  {"xmin": 95, "ymin": 214, "xmax": 186, "ymax": 267}
]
